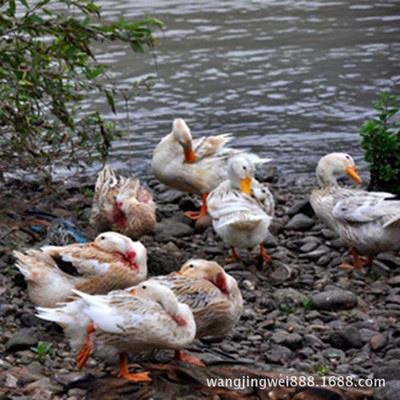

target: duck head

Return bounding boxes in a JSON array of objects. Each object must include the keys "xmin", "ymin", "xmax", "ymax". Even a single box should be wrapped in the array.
[
  {"xmin": 94, "ymin": 232, "xmax": 147, "ymax": 275},
  {"xmin": 172, "ymin": 118, "xmax": 197, "ymax": 164},
  {"xmin": 130, "ymin": 281, "xmax": 188, "ymax": 326},
  {"xmin": 228, "ymin": 155, "xmax": 255, "ymax": 195},
  {"xmin": 179, "ymin": 259, "xmax": 230, "ymax": 295},
  {"xmin": 316, "ymin": 153, "xmax": 362, "ymax": 187}
]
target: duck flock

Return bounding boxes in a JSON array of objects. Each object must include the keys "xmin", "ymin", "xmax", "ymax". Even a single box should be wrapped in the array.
[{"xmin": 13, "ymin": 118, "xmax": 400, "ymax": 382}]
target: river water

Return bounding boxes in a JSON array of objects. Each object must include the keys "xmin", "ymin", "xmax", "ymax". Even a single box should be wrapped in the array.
[{"xmin": 79, "ymin": 1, "xmax": 400, "ymax": 184}]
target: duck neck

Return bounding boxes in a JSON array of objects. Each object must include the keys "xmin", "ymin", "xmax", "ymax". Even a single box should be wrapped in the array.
[{"xmin": 316, "ymin": 165, "xmax": 338, "ymax": 188}]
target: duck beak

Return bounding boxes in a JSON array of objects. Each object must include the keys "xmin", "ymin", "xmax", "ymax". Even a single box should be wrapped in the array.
[
  {"xmin": 215, "ymin": 272, "xmax": 229, "ymax": 295},
  {"xmin": 129, "ymin": 288, "xmax": 137, "ymax": 296},
  {"xmin": 345, "ymin": 165, "xmax": 362, "ymax": 184},
  {"xmin": 240, "ymin": 176, "xmax": 252, "ymax": 195},
  {"xmin": 184, "ymin": 147, "xmax": 197, "ymax": 164}
]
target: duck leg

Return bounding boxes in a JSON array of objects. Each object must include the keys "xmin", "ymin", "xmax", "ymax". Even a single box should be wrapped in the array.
[
  {"xmin": 225, "ymin": 247, "xmax": 242, "ymax": 263},
  {"xmin": 258, "ymin": 243, "xmax": 272, "ymax": 264},
  {"xmin": 77, "ymin": 322, "xmax": 95, "ymax": 369},
  {"xmin": 184, "ymin": 193, "xmax": 208, "ymax": 220},
  {"xmin": 174, "ymin": 350, "xmax": 205, "ymax": 367},
  {"xmin": 339, "ymin": 248, "xmax": 373, "ymax": 270},
  {"xmin": 118, "ymin": 352, "xmax": 151, "ymax": 382}
]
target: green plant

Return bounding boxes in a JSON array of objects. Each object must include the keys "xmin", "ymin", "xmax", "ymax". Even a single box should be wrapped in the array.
[
  {"xmin": 302, "ymin": 297, "xmax": 313, "ymax": 311},
  {"xmin": 31, "ymin": 341, "xmax": 54, "ymax": 361},
  {"xmin": 360, "ymin": 93, "xmax": 400, "ymax": 193},
  {"xmin": 311, "ymin": 363, "xmax": 331, "ymax": 376},
  {"xmin": 0, "ymin": 0, "xmax": 162, "ymax": 181},
  {"xmin": 81, "ymin": 187, "xmax": 94, "ymax": 199}
]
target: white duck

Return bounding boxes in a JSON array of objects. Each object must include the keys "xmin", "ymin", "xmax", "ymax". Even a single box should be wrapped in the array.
[
  {"xmin": 207, "ymin": 154, "xmax": 274, "ymax": 264},
  {"xmin": 151, "ymin": 259, "xmax": 243, "ymax": 365},
  {"xmin": 310, "ymin": 152, "xmax": 400, "ymax": 269},
  {"xmin": 14, "ymin": 232, "xmax": 147, "ymax": 307},
  {"xmin": 36, "ymin": 281, "xmax": 196, "ymax": 382},
  {"xmin": 91, "ymin": 165, "xmax": 156, "ymax": 238},
  {"xmin": 152, "ymin": 118, "xmax": 262, "ymax": 220}
]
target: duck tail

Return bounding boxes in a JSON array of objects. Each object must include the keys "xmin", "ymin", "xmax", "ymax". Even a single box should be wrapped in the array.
[{"xmin": 13, "ymin": 249, "xmax": 57, "ymax": 281}]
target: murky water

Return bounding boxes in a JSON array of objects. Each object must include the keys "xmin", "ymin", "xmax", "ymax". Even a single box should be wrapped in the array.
[{"xmin": 80, "ymin": 1, "xmax": 400, "ymax": 184}]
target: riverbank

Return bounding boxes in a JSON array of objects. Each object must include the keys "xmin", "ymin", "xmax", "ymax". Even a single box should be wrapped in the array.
[{"xmin": 0, "ymin": 167, "xmax": 399, "ymax": 399}]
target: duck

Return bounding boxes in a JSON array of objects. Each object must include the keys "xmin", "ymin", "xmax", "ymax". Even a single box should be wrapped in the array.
[
  {"xmin": 91, "ymin": 165, "xmax": 156, "ymax": 238},
  {"xmin": 152, "ymin": 118, "xmax": 268, "ymax": 220},
  {"xmin": 36, "ymin": 281, "xmax": 196, "ymax": 382},
  {"xmin": 207, "ymin": 154, "xmax": 274, "ymax": 264},
  {"xmin": 151, "ymin": 259, "xmax": 243, "ymax": 364},
  {"xmin": 310, "ymin": 152, "xmax": 400, "ymax": 270},
  {"xmin": 14, "ymin": 232, "xmax": 147, "ymax": 306}
]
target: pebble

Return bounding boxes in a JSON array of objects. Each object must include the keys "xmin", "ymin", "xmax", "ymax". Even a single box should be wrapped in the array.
[
  {"xmin": 285, "ymin": 213, "xmax": 315, "ymax": 231},
  {"xmin": 329, "ymin": 326, "xmax": 363, "ymax": 350},
  {"xmin": 311, "ymin": 290, "xmax": 357, "ymax": 310},
  {"xmin": 370, "ymin": 334, "xmax": 387, "ymax": 351},
  {"xmin": 271, "ymin": 331, "xmax": 303, "ymax": 350},
  {"xmin": 265, "ymin": 344, "xmax": 292, "ymax": 364},
  {"xmin": 6, "ymin": 328, "xmax": 38, "ymax": 352},
  {"xmin": 155, "ymin": 218, "xmax": 193, "ymax": 238}
]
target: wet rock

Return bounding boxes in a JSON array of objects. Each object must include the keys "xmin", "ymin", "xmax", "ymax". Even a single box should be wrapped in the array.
[
  {"xmin": 374, "ymin": 380, "xmax": 400, "ymax": 400},
  {"xmin": 273, "ymin": 288, "xmax": 307, "ymax": 306},
  {"xmin": 157, "ymin": 189, "xmax": 183, "ymax": 203},
  {"xmin": 6, "ymin": 328, "xmax": 38, "ymax": 352},
  {"xmin": 155, "ymin": 218, "xmax": 193, "ymax": 238},
  {"xmin": 265, "ymin": 344, "xmax": 292, "ymax": 364},
  {"xmin": 370, "ymin": 334, "xmax": 387, "ymax": 351},
  {"xmin": 178, "ymin": 197, "xmax": 198, "ymax": 212},
  {"xmin": 255, "ymin": 163, "xmax": 278, "ymax": 183},
  {"xmin": 311, "ymin": 290, "xmax": 357, "ymax": 311},
  {"xmin": 299, "ymin": 241, "xmax": 318, "ymax": 253},
  {"xmin": 329, "ymin": 327, "xmax": 363, "ymax": 350},
  {"xmin": 271, "ymin": 331, "xmax": 303, "ymax": 350},
  {"xmin": 300, "ymin": 245, "xmax": 330, "ymax": 261},
  {"xmin": 285, "ymin": 214, "xmax": 315, "ymax": 231},
  {"xmin": 374, "ymin": 365, "xmax": 400, "ymax": 381},
  {"xmin": 388, "ymin": 276, "xmax": 400, "ymax": 287},
  {"xmin": 287, "ymin": 199, "xmax": 314, "ymax": 217}
]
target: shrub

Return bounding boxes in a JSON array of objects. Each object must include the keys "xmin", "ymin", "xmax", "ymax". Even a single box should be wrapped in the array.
[
  {"xmin": 360, "ymin": 93, "xmax": 400, "ymax": 194},
  {"xmin": 0, "ymin": 0, "xmax": 162, "ymax": 181}
]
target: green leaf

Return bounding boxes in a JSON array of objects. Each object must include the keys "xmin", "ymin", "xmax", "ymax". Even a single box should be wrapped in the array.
[{"xmin": 104, "ymin": 90, "xmax": 116, "ymax": 113}]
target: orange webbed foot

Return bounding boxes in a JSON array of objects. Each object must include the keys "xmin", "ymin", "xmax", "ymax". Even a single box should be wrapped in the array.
[
  {"xmin": 258, "ymin": 244, "xmax": 272, "ymax": 265},
  {"xmin": 118, "ymin": 371, "xmax": 152, "ymax": 382},
  {"xmin": 77, "ymin": 322, "xmax": 95, "ymax": 369},
  {"xmin": 174, "ymin": 350, "xmax": 205, "ymax": 367}
]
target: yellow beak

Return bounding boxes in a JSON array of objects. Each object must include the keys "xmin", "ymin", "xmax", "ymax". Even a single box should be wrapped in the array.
[
  {"xmin": 345, "ymin": 165, "xmax": 362, "ymax": 184},
  {"xmin": 129, "ymin": 288, "xmax": 137, "ymax": 296},
  {"xmin": 240, "ymin": 176, "xmax": 252, "ymax": 195}
]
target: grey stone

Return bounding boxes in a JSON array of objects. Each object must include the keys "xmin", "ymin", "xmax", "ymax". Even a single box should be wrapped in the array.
[
  {"xmin": 271, "ymin": 331, "xmax": 303, "ymax": 350},
  {"xmin": 299, "ymin": 241, "xmax": 318, "ymax": 253},
  {"xmin": 285, "ymin": 213, "xmax": 315, "ymax": 231},
  {"xmin": 329, "ymin": 326, "xmax": 363, "ymax": 350},
  {"xmin": 311, "ymin": 290, "xmax": 357, "ymax": 310},
  {"xmin": 155, "ymin": 218, "xmax": 193, "ymax": 238},
  {"xmin": 265, "ymin": 344, "xmax": 292, "ymax": 364},
  {"xmin": 374, "ymin": 380, "xmax": 400, "ymax": 400},
  {"xmin": 273, "ymin": 288, "xmax": 307, "ymax": 306},
  {"xmin": 374, "ymin": 365, "xmax": 400, "ymax": 382},
  {"xmin": 6, "ymin": 328, "xmax": 38, "ymax": 352},
  {"xmin": 255, "ymin": 163, "xmax": 278, "ymax": 183}
]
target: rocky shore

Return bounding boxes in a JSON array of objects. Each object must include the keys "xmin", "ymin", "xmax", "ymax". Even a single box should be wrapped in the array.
[{"xmin": 1, "ymin": 166, "xmax": 400, "ymax": 399}]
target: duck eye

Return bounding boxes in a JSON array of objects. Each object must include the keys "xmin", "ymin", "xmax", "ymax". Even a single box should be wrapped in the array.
[
  {"xmin": 142, "ymin": 285, "xmax": 147, "ymax": 290},
  {"xmin": 243, "ymin": 166, "xmax": 247, "ymax": 170},
  {"xmin": 100, "ymin": 236, "xmax": 105, "ymax": 240},
  {"xmin": 262, "ymin": 189, "xmax": 266, "ymax": 193},
  {"xmin": 189, "ymin": 264, "xmax": 194, "ymax": 268}
]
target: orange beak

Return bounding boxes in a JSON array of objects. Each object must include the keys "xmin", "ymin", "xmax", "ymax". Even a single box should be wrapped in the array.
[
  {"xmin": 184, "ymin": 147, "xmax": 197, "ymax": 164},
  {"xmin": 128, "ymin": 288, "xmax": 137, "ymax": 296},
  {"xmin": 345, "ymin": 165, "xmax": 362, "ymax": 184},
  {"xmin": 240, "ymin": 176, "xmax": 252, "ymax": 195}
]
